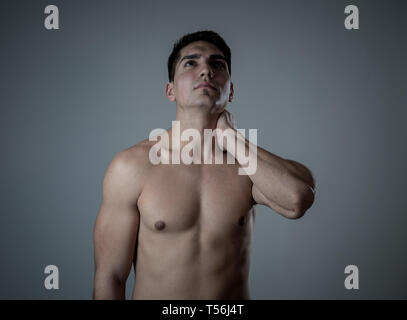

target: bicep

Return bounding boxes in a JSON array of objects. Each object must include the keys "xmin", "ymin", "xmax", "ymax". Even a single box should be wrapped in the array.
[
  {"xmin": 93, "ymin": 151, "xmax": 142, "ymax": 281},
  {"xmin": 94, "ymin": 201, "xmax": 139, "ymax": 280}
]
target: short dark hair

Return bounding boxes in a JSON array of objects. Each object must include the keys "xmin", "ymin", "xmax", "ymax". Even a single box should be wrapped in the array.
[{"xmin": 167, "ymin": 30, "xmax": 231, "ymax": 82}]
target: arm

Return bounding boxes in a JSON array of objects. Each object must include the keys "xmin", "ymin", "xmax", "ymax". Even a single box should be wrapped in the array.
[
  {"xmin": 217, "ymin": 111, "xmax": 316, "ymax": 219},
  {"xmin": 93, "ymin": 150, "xmax": 143, "ymax": 299},
  {"xmin": 249, "ymin": 146, "xmax": 316, "ymax": 219}
]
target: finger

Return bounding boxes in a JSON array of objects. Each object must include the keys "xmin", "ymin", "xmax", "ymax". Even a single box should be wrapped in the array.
[{"xmin": 228, "ymin": 113, "xmax": 236, "ymax": 128}]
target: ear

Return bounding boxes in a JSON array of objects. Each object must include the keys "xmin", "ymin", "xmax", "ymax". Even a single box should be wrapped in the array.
[
  {"xmin": 228, "ymin": 81, "xmax": 234, "ymax": 102},
  {"xmin": 165, "ymin": 82, "xmax": 176, "ymax": 102}
]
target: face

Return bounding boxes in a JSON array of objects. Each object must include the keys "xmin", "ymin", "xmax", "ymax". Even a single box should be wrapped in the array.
[{"xmin": 166, "ymin": 41, "xmax": 234, "ymax": 112}]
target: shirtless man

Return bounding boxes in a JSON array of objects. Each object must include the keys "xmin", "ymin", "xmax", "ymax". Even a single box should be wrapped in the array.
[{"xmin": 92, "ymin": 30, "xmax": 316, "ymax": 300}]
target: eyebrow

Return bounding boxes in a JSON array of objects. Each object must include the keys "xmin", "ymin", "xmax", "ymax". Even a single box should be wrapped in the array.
[{"xmin": 179, "ymin": 54, "xmax": 227, "ymax": 64}]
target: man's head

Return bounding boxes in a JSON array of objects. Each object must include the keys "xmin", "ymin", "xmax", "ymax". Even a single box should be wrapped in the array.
[
  {"xmin": 167, "ymin": 31, "xmax": 231, "ymax": 82},
  {"xmin": 165, "ymin": 31, "xmax": 234, "ymax": 112}
]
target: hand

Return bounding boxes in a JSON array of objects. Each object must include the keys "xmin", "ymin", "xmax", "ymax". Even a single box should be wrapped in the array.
[
  {"xmin": 216, "ymin": 110, "xmax": 235, "ymax": 131},
  {"xmin": 215, "ymin": 110, "xmax": 236, "ymax": 152}
]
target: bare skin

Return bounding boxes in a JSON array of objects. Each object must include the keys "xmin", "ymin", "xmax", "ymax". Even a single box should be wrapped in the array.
[{"xmin": 93, "ymin": 40, "xmax": 316, "ymax": 300}]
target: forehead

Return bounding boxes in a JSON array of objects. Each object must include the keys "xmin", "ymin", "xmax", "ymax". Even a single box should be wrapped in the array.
[{"xmin": 179, "ymin": 41, "xmax": 224, "ymax": 58}]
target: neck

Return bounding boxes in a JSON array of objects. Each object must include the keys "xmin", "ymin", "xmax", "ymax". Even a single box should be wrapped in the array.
[
  {"xmin": 175, "ymin": 106, "xmax": 220, "ymax": 132},
  {"xmin": 167, "ymin": 105, "xmax": 222, "ymax": 151}
]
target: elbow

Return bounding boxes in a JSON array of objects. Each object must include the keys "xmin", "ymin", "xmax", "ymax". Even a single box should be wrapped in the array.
[
  {"xmin": 291, "ymin": 183, "xmax": 315, "ymax": 219},
  {"xmin": 94, "ymin": 267, "xmax": 126, "ymax": 287},
  {"xmin": 93, "ymin": 269, "xmax": 126, "ymax": 300}
]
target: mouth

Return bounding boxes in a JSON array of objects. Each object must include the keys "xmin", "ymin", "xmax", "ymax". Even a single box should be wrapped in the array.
[{"xmin": 195, "ymin": 82, "xmax": 217, "ymax": 90}]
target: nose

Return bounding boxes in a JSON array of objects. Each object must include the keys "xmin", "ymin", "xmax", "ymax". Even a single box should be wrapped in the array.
[{"xmin": 200, "ymin": 61, "xmax": 214, "ymax": 79}]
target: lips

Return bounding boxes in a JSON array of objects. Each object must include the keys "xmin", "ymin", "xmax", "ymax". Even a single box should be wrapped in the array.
[{"xmin": 195, "ymin": 82, "xmax": 217, "ymax": 90}]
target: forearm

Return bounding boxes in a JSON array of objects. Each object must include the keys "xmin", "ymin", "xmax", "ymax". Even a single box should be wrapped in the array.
[
  {"xmin": 93, "ymin": 272, "xmax": 126, "ymax": 300},
  {"xmin": 228, "ymin": 129, "xmax": 314, "ymax": 210}
]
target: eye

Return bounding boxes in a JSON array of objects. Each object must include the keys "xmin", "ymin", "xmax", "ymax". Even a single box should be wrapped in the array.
[
  {"xmin": 185, "ymin": 60, "xmax": 196, "ymax": 67},
  {"xmin": 212, "ymin": 61, "xmax": 226, "ymax": 69}
]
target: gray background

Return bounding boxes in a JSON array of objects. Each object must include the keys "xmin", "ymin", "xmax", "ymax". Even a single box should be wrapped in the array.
[{"xmin": 0, "ymin": 0, "xmax": 405, "ymax": 299}]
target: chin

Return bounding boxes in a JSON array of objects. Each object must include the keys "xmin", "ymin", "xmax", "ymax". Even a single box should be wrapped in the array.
[
  {"xmin": 184, "ymin": 93, "xmax": 224, "ymax": 109},
  {"xmin": 192, "ymin": 96, "xmax": 215, "ymax": 108}
]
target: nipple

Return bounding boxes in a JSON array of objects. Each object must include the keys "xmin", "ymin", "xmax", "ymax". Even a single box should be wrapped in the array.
[
  {"xmin": 154, "ymin": 220, "xmax": 166, "ymax": 231},
  {"xmin": 238, "ymin": 216, "xmax": 246, "ymax": 226}
]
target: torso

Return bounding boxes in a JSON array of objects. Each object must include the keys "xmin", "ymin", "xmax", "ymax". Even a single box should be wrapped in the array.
[{"xmin": 130, "ymin": 140, "xmax": 255, "ymax": 299}]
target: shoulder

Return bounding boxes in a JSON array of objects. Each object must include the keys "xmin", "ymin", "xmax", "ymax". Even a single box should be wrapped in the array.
[
  {"xmin": 111, "ymin": 139, "xmax": 155, "ymax": 171},
  {"xmin": 103, "ymin": 139, "xmax": 155, "ymax": 194}
]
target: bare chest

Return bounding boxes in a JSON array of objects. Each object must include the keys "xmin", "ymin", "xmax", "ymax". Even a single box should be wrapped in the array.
[{"xmin": 137, "ymin": 163, "xmax": 254, "ymax": 234}]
